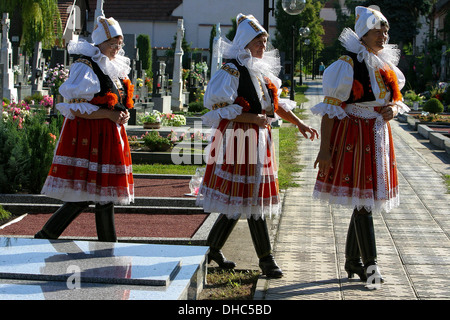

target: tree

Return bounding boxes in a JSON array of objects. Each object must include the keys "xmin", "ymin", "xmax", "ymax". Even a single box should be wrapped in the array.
[
  {"xmin": 0, "ymin": 0, "xmax": 62, "ymax": 55},
  {"xmin": 137, "ymin": 34, "xmax": 152, "ymax": 77},
  {"xmin": 273, "ymin": 0, "xmax": 325, "ymax": 73}
]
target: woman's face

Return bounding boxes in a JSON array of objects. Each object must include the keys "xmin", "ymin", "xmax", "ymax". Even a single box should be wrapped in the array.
[
  {"xmin": 98, "ymin": 36, "xmax": 124, "ymax": 60},
  {"xmin": 362, "ymin": 25, "xmax": 389, "ymax": 53},
  {"xmin": 246, "ymin": 35, "xmax": 268, "ymax": 59}
]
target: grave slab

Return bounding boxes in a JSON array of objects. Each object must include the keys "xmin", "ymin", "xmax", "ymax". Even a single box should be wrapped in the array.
[{"xmin": 0, "ymin": 237, "xmax": 208, "ymax": 300}]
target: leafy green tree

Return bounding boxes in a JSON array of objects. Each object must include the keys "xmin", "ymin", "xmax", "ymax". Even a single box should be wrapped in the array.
[
  {"xmin": 273, "ymin": 0, "xmax": 325, "ymax": 62},
  {"xmin": 137, "ymin": 34, "xmax": 152, "ymax": 77},
  {"xmin": 0, "ymin": 0, "xmax": 63, "ymax": 55}
]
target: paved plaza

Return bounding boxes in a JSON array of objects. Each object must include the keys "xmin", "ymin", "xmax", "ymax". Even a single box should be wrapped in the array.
[{"xmin": 252, "ymin": 80, "xmax": 450, "ymax": 300}]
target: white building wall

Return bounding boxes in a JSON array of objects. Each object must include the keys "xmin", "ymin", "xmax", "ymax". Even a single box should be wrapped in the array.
[{"xmin": 173, "ymin": 0, "xmax": 276, "ymax": 49}]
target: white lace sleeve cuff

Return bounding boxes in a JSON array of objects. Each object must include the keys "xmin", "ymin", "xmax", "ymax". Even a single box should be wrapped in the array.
[
  {"xmin": 278, "ymin": 98, "xmax": 297, "ymax": 112},
  {"xmin": 311, "ymin": 99, "xmax": 347, "ymax": 120},
  {"xmin": 394, "ymin": 101, "xmax": 410, "ymax": 115},
  {"xmin": 201, "ymin": 104, "xmax": 243, "ymax": 128},
  {"xmin": 56, "ymin": 102, "xmax": 100, "ymax": 120}
]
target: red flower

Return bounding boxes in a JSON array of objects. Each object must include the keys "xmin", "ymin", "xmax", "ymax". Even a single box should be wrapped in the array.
[{"xmin": 234, "ymin": 96, "xmax": 251, "ymax": 112}]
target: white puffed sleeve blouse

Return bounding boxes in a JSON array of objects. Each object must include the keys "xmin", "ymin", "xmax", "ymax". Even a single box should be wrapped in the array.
[
  {"xmin": 56, "ymin": 62, "xmax": 101, "ymax": 119},
  {"xmin": 310, "ymin": 58, "xmax": 353, "ymax": 120},
  {"xmin": 201, "ymin": 62, "xmax": 243, "ymax": 128}
]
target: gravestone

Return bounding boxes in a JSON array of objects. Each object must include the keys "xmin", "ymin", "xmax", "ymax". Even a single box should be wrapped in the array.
[
  {"xmin": 210, "ymin": 24, "xmax": 222, "ymax": 78},
  {"xmin": 31, "ymin": 42, "xmax": 45, "ymax": 94},
  {"xmin": 0, "ymin": 65, "xmax": 3, "ymax": 99},
  {"xmin": 1, "ymin": 13, "xmax": 17, "ymax": 101},
  {"xmin": 171, "ymin": 19, "xmax": 185, "ymax": 111},
  {"xmin": 15, "ymin": 54, "xmax": 32, "ymax": 100},
  {"xmin": 123, "ymin": 34, "xmax": 138, "ymax": 86},
  {"xmin": 153, "ymin": 61, "xmax": 171, "ymax": 113},
  {"xmin": 94, "ymin": 0, "xmax": 105, "ymax": 21},
  {"xmin": 50, "ymin": 47, "xmax": 67, "ymax": 68}
]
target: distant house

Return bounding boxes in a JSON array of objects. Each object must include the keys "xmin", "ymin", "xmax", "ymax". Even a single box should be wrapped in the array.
[{"xmin": 84, "ymin": 0, "xmax": 274, "ymax": 50}]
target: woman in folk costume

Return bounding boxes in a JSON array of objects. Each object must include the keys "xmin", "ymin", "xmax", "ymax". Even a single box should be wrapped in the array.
[
  {"xmin": 312, "ymin": 6, "xmax": 409, "ymax": 287},
  {"xmin": 197, "ymin": 14, "xmax": 318, "ymax": 278},
  {"xmin": 36, "ymin": 16, "xmax": 134, "ymax": 242}
]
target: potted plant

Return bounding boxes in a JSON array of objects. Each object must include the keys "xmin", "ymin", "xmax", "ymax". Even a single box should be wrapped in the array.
[
  {"xmin": 404, "ymin": 90, "xmax": 424, "ymax": 111},
  {"xmin": 139, "ymin": 110, "xmax": 161, "ymax": 129},
  {"xmin": 142, "ymin": 130, "xmax": 173, "ymax": 151}
]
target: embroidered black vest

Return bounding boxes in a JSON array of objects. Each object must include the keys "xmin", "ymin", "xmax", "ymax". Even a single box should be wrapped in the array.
[
  {"xmin": 76, "ymin": 56, "xmax": 128, "ymax": 111},
  {"xmin": 345, "ymin": 51, "xmax": 377, "ymax": 104},
  {"xmin": 229, "ymin": 59, "xmax": 262, "ymax": 115}
]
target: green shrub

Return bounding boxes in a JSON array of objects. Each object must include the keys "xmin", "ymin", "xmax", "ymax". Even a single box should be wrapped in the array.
[
  {"xmin": 188, "ymin": 101, "xmax": 206, "ymax": 113},
  {"xmin": 0, "ymin": 113, "xmax": 63, "ymax": 193},
  {"xmin": 0, "ymin": 205, "xmax": 12, "ymax": 221},
  {"xmin": 423, "ymin": 98, "xmax": 444, "ymax": 114}
]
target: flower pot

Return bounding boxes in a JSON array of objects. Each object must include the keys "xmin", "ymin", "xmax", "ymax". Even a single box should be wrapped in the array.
[{"xmin": 143, "ymin": 122, "xmax": 161, "ymax": 129}]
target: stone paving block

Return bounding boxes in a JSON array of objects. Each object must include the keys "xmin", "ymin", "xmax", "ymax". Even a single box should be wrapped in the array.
[
  {"xmin": 341, "ymin": 282, "xmax": 417, "ymax": 300},
  {"xmin": 390, "ymin": 232, "xmax": 449, "ymax": 246},
  {"xmin": 266, "ymin": 278, "xmax": 342, "ymax": 300},
  {"xmin": 409, "ymin": 275, "xmax": 450, "ymax": 299}
]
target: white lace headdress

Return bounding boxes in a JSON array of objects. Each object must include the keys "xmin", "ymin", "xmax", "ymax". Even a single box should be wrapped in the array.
[{"xmin": 215, "ymin": 13, "xmax": 282, "ymax": 83}]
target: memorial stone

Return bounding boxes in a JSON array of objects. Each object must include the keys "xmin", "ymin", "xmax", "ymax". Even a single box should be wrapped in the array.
[
  {"xmin": 31, "ymin": 42, "xmax": 44, "ymax": 94},
  {"xmin": 1, "ymin": 13, "xmax": 17, "ymax": 101},
  {"xmin": 171, "ymin": 19, "xmax": 185, "ymax": 111},
  {"xmin": 210, "ymin": 24, "xmax": 222, "ymax": 78}
]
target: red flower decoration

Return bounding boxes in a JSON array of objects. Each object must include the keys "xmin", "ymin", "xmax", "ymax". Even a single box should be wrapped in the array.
[
  {"xmin": 379, "ymin": 67, "xmax": 402, "ymax": 103},
  {"xmin": 234, "ymin": 96, "xmax": 251, "ymax": 112},
  {"xmin": 122, "ymin": 78, "xmax": 135, "ymax": 109},
  {"xmin": 89, "ymin": 92, "xmax": 119, "ymax": 110},
  {"xmin": 264, "ymin": 77, "xmax": 279, "ymax": 112}
]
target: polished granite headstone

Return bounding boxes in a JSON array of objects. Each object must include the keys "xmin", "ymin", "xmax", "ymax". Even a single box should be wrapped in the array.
[{"xmin": 0, "ymin": 237, "xmax": 209, "ymax": 300}]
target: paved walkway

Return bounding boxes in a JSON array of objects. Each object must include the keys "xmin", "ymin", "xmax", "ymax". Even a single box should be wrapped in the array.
[{"xmin": 255, "ymin": 80, "xmax": 450, "ymax": 300}]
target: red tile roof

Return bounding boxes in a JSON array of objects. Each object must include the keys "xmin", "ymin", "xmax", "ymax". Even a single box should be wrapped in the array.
[{"xmin": 87, "ymin": 0, "xmax": 182, "ymax": 21}]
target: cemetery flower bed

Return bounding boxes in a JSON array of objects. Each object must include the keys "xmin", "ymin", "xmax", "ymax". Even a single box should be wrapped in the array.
[
  {"xmin": 128, "ymin": 130, "xmax": 210, "ymax": 152},
  {"xmin": 411, "ymin": 113, "xmax": 450, "ymax": 124},
  {"xmin": 137, "ymin": 110, "xmax": 187, "ymax": 128},
  {"xmin": 0, "ymin": 107, "xmax": 64, "ymax": 194}
]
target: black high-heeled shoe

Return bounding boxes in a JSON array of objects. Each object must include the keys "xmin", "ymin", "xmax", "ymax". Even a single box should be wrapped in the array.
[
  {"xmin": 259, "ymin": 254, "xmax": 283, "ymax": 278},
  {"xmin": 207, "ymin": 249, "xmax": 236, "ymax": 269},
  {"xmin": 345, "ymin": 259, "xmax": 367, "ymax": 281}
]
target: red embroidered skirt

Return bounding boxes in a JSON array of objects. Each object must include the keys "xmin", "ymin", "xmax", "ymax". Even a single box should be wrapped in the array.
[
  {"xmin": 313, "ymin": 111, "xmax": 399, "ymax": 213},
  {"xmin": 196, "ymin": 119, "xmax": 280, "ymax": 219},
  {"xmin": 41, "ymin": 117, "xmax": 134, "ymax": 205}
]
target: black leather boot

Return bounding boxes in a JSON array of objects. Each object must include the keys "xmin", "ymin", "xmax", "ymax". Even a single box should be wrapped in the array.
[
  {"xmin": 95, "ymin": 202, "xmax": 117, "ymax": 242},
  {"xmin": 34, "ymin": 202, "xmax": 90, "ymax": 239},
  {"xmin": 248, "ymin": 217, "xmax": 283, "ymax": 278},
  {"xmin": 206, "ymin": 214, "xmax": 238, "ymax": 269},
  {"xmin": 345, "ymin": 211, "xmax": 367, "ymax": 281},
  {"xmin": 353, "ymin": 208, "xmax": 384, "ymax": 288}
]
